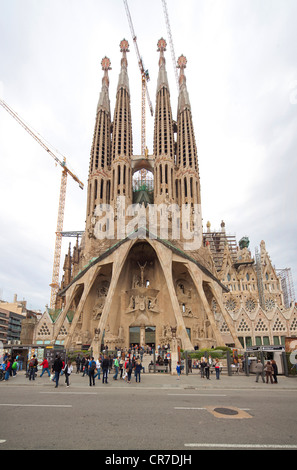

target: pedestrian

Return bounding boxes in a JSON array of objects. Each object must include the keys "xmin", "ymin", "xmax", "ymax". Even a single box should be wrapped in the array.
[
  {"xmin": 89, "ymin": 357, "xmax": 96, "ymax": 386},
  {"xmin": 82, "ymin": 356, "xmax": 89, "ymax": 377},
  {"xmin": 28, "ymin": 355, "xmax": 38, "ymax": 381},
  {"xmin": 200, "ymin": 357, "xmax": 206, "ymax": 378},
  {"xmin": 11, "ymin": 358, "xmax": 18, "ymax": 377},
  {"xmin": 52, "ymin": 354, "xmax": 63, "ymax": 388},
  {"xmin": 254, "ymin": 359, "xmax": 265, "ymax": 383},
  {"xmin": 126, "ymin": 359, "xmax": 133, "ymax": 384},
  {"xmin": 80, "ymin": 356, "xmax": 86, "ymax": 373},
  {"xmin": 119, "ymin": 357, "xmax": 124, "ymax": 378},
  {"xmin": 4, "ymin": 358, "xmax": 11, "ymax": 381},
  {"xmin": 63, "ymin": 360, "xmax": 73, "ymax": 387},
  {"xmin": 94, "ymin": 358, "xmax": 101, "ymax": 381},
  {"xmin": 271, "ymin": 360, "xmax": 278, "ymax": 384},
  {"xmin": 176, "ymin": 361, "xmax": 181, "ymax": 379},
  {"xmin": 205, "ymin": 359, "xmax": 210, "ymax": 380},
  {"xmin": 265, "ymin": 361, "xmax": 274, "ymax": 384},
  {"xmin": 135, "ymin": 359, "xmax": 142, "ymax": 383},
  {"xmin": 102, "ymin": 354, "xmax": 109, "ymax": 384},
  {"xmin": 214, "ymin": 358, "xmax": 221, "ymax": 380},
  {"xmin": 75, "ymin": 355, "xmax": 81, "ymax": 374},
  {"xmin": 113, "ymin": 357, "xmax": 119, "ymax": 380},
  {"xmin": 39, "ymin": 358, "xmax": 51, "ymax": 377}
]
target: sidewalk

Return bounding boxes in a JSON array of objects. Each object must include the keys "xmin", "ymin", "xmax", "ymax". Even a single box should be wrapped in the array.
[{"xmin": 2, "ymin": 369, "xmax": 297, "ymax": 390}]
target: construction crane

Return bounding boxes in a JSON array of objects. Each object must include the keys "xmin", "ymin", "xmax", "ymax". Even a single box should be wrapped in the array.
[
  {"xmin": 0, "ymin": 98, "xmax": 84, "ymax": 310},
  {"xmin": 123, "ymin": 0, "xmax": 153, "ymax": 182},
  {"xmin": 161, "ymin": 0, "xmax": 179, "ymax": 90}
]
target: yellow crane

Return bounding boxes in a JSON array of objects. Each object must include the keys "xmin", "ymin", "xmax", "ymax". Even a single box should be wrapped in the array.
[
  {"xmin": 0, "ymin": 98, "xmax": 84, "ymax": 310},
  {"xmin": 123, "ymin": 0, "xmax": 153, "ymax": 182}
]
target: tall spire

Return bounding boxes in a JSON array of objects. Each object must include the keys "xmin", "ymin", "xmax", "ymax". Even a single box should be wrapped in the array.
[
  {"xmin": 111, "ymin": 39, "xmax": 133, "ymax": 205},
  {"xmin": 86, "ymin": 57, "xmax": 112, "ymax": 224},
  {"xmin": 153, "ymin": 38, "xmax": 175, "ymax": 204},
  {"xmin": 176, "ymin": 55, "xmax": 200, "ymax": 190},
  {"xmin": 176, "ymin": 54, "xmax": 201, "ymax": 216}
]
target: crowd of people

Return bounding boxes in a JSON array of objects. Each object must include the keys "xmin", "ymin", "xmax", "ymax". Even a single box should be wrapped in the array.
[
  {"xmin": 1, "ymin": 346, "xmax": 280, "ymax": 386},
  {"xmin": 74, "ymin": 350, "xmax": 144, "ymax": 386}
]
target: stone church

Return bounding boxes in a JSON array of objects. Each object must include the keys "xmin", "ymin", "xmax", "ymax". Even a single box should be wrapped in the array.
[{"xmin": 31, "ymin": 39, "xmax": 297, "ymax": 355}]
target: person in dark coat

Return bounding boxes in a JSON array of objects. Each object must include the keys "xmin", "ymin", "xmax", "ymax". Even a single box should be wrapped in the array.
[
  {"xmin": 271, "ymin": 359, "xmax": 278, "ymax": 383},
  {"xmin": 52, "ymin": 355, "xmax": 63, "ymax": 388}
]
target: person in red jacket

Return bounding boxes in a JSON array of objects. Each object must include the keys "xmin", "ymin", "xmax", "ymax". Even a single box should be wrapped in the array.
[{"xmin": 39, "ymin": 358, "xmax": 50, "ymax": 377}]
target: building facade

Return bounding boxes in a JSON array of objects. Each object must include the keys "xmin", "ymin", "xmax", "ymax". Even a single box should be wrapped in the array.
[{"xmin": 30, "ymin": 39, "xmax": 296, "ymax": 354}]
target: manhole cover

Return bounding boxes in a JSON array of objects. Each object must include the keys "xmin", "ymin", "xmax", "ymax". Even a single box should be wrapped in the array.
[{"xmin": 213, "ymin": 407, "xmax": 239, "ymax": 416}]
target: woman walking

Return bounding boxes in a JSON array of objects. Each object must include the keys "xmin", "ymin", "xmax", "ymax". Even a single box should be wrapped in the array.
[{"xmin": 64, "ymin": 360, "xmax": 73, "ymax": 387}]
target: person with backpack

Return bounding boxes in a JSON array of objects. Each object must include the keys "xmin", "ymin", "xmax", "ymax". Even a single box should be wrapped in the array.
[
  {"xmin": 11, "ymin": 359, "xmax": 18, "ymax": 377},
  {"xmin": 113, "ymin": 357, "xmax": 119, "ymax": 380},
  {"xmin": 89, "ymin": 357, "xmax": 96, "ymax": 386},
  {"xmin": 28, "ymin": 355, "xmax": 38, "ymax": 381}
]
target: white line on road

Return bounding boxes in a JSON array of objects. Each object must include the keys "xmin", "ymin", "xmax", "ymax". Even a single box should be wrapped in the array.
[
  {"xmin": 168, "ymin": 393, "xmax": 227, "ymax": 396},
  {"xmin": 185, "ymin": 443, "xmax": 297, "ymax": 449},
  {"xmin": 175, "ymin": 407, "xmax": 251, "ymax": 411},
  {"xmin": 175, "ymin": 407, "xmax": 206, "ymax": 410},
  {"xmin": 40, "ymin": 392, "xmax": 97, "ymax": 395},
  {"xmin": 0, "ymin": 404, "xmax": 72, "ymax": 408},
  {"xmin": 0, "ymin": 440, "xmax": 6, "ymax": 444}
]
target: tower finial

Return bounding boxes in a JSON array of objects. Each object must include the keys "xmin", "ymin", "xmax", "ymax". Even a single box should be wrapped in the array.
[
  {"xmin": 177, "ymin": 55, "xmax": 187, "ymax": 86},
  {"xmin": 157, "ymin": 38, "xmax": 167, "ymax": 66},
  {"xmin": 120, "ymin": 39, "xmax": 129, "ymax": 68},
  {"xmin": 101, "ymin": 56, "xmax": 111, "ymax": 87}
]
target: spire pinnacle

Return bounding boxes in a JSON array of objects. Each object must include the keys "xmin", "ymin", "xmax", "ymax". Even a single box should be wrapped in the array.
[
  {"xmin": 177, "ymin": 55, "xmax": 187, "ymax": 86},
  {"xmin": 117, "ymin": 39, "xmax": 130, "ymax": 93},
  {"xmin": 101, "ymin": 56, "xmax": 111, "ymax": 88},
  {"xmin": 157, "ymin": 37, "xmax": 167, "ymax": 65},
  {"xmin": 120, "ymin": 38, "xmax": 129, "ymax": 68}
]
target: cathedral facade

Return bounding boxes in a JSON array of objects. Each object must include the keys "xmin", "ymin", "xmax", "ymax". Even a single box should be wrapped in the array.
[{"xmin": 31, "ymin": 39, "xmax": 297, "ymax": 355}]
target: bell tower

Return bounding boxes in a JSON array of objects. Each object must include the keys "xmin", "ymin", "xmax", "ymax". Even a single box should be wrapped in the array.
[
  {"xmin": 110, "ymin": 39, "xmax": 133, "ymax": 208},
  {"xmin": 153, "ymin": 38, "xmax": 176, "ymax": 205}
]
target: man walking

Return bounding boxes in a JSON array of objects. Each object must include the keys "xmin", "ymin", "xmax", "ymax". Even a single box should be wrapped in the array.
[
  {"xmin": 255, "ymin": 359, "xmax": 265, "ymax": 383},
  {"xmin": 52, "ymin": 354, "xmax": 63, "ymax": 388}
]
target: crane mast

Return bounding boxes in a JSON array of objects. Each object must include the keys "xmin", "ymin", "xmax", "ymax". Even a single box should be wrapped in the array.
[
  {"xmin": 161, "ymin": 0, "xmax": 179, "ymax": 90},
  {"xmin": 0, "ymin": 98, "xmax": 84, "ymax": 310},
  {"xmin": 123, "ymin": 0, "xmax": 153, "ymax": 183}
]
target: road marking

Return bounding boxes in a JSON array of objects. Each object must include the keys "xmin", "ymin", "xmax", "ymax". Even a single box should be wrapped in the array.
[
  {"xmin": 0, "ymin": 404, "xmax": 72, "ymax": 408},
  {"xmin": 40, "ymin": 392, "xmax": 97, "ymax": 395},
  {"xmin": 0, "ymin": 440, "xmax": 6, "ymax": 444},
  {"xmin": 175, "ymin": 407, "xmax": 251, "ymax": 411},
  {"xmin": 175, "ymin": 407, "xmax": 206, "ymax": 410},
  {"xmin": 185, "ymin": 443, "xmax": 297, "ymax": 449},
  {"xmin": 168, "ymin": 393, "xmax": 227, "ymax": 396}
]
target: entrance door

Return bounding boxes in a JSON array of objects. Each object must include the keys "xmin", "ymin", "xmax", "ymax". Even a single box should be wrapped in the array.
[
  {"xmin": 145, "ymin": 326, "xmax": 156, "ymax": 348},
  {"xmin": 129, "ymin": 327, "xmax": 140, "ymax": 347}
]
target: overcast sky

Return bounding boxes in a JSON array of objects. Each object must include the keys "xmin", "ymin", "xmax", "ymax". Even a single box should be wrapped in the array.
[{"xmin": 0, "ymin": 0, "xmax": 296, "ymax": 311}]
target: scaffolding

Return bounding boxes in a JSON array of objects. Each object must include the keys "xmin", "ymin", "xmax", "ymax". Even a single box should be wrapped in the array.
[
  {"xmin": 203, "ymin": 230, "xmax": 237, "ymax": 272},
  {"xmin": 276, "ymin": 268, "xmax": 296, "ymax": 308}
]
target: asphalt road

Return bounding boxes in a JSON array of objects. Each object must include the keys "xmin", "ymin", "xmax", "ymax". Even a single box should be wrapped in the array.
[{"xmin": 1, "ymin": 372, "xmax": 297, "ymax": 453}]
